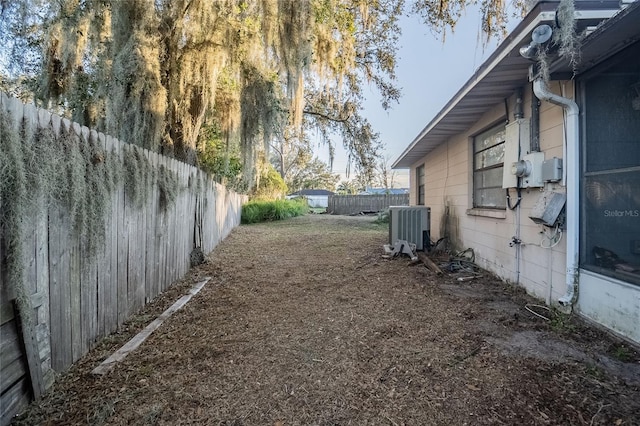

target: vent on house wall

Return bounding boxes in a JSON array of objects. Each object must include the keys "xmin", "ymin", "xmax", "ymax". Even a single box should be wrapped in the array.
[{"xmin": 389, "ymin": 206, "xmax": 431, "ymax": 251}]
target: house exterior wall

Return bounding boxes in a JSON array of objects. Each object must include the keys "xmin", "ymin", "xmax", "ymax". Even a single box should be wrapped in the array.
[
  {"xmin": 410, "ymin": 84, "xmax": 570, "ymax": 304},
  {"xmin": 410, "ymin": 78, "xmax": 640, "ymax": 343},
  {"xmin": 578, "ymin": 271, "xmax": 640, "ymax": 342},
  {"xmin": 401, "ymin": 5, "xmax": 640, "ymax": 345}
]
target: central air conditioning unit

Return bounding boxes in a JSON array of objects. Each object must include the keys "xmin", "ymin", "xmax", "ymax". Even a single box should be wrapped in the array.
[{"xmin": 389, "ymin": 206, "xmax": 431, "ymax": 251}]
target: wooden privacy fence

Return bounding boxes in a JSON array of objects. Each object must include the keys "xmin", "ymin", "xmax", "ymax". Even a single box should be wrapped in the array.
[
  {"xmin": 0, "ymin": 93, "xmax": 246, "ymax": 425},
  {"xmin": 327, "ymin": 194, "xmax": 409, "ymax": 215}
]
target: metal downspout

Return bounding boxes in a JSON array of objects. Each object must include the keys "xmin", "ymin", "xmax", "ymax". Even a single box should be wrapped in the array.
[
  {"xmin": 531, "ymin": 93, "xmax": 541, "ymax": 153},
  {"xmin": 533, "ymin": 78, "xmax": 579, "ymax": 306}
]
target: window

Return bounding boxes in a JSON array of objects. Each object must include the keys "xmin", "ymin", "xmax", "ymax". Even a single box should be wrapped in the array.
[
  {"xmin": 416, "ymin": 164, "xmax": 425, "ymax": 205},
  {"xmin": 580, "ymin": 41, "xmax": 640, "ymax": 286},
  {"xmin": 473, "ymin": 123, "xmax": 506, "ymax": 209}
]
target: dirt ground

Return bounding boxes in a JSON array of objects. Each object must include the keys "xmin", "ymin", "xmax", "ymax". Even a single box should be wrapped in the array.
[{"xmin": 12, "ymin": 215, "xmax": 640, "ymax": 425}]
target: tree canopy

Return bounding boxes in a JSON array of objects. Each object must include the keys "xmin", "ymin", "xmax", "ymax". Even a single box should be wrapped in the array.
[{"xmin": 0, "ymin": 0, "xmax": 519, "ymax": 192}]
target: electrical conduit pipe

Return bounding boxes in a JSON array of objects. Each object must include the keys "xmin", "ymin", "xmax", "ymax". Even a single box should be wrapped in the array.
[{"xmin": 533, "ymin": 78, "xmax": 579, "ymax": 306}]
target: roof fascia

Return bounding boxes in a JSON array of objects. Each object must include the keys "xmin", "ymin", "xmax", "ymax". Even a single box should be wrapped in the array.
[
  {"xmin": 392, "ymin": 1, "xmax": 620, "ymax": 169},
  {"xmin": 548, "ymin": 1, "xmax": 640, "ymax": 76},
  {"xmin": 392, "ymin": 10, "xmax": 554, "ymax": 169}
]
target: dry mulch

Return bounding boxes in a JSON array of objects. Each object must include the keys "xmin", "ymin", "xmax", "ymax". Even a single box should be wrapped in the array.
[{"xmin": 12, "ymin": 215, "xmax": 640, "ymax": 425}]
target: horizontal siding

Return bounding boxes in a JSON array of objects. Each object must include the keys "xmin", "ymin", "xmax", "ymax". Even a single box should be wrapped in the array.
[{"xmin": 409, "ymin": 90, "xmax": 570, "ymax": 304}]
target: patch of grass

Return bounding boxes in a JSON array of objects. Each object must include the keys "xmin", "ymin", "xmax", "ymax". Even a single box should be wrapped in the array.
[
  {"xmin": 241, "ymin": 198, "xmax": 308, "ymax": 224},
  {"xmin": 549, "ymin": 312, "xmax": 576, "ymax": 333},
  {"xmin": 143, "ymin": 404, "xmax": 164, "ymax": 425},
  {"xmin": 611, "ymin": 344, "xmax": 633, "ymax": 362},
  {"xmin": 584, "ymin": 364, "xmax": 605, "ymax": 379},
  {"xmin": 89, "ymin": 399, "xmax": 118, "ymax": 425},
  {"xmin": 138, "ymin": 364, "xmax": 154, "ymax": 377}
]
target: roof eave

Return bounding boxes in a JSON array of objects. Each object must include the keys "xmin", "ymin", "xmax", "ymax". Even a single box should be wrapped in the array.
[{"xmin": 392, "ymin": 0, "xmax": 621, "ymax": 169}]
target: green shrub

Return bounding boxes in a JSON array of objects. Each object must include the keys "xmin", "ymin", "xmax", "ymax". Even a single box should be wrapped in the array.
[
  {"xmin": 197, "ymin": 126, "xmax": 244, "ymax": 192},
  {"xmin": 252, "ymin": 162, "xmax": 288, "ymax": 201},
  {"xmin": 374, "ymin": 209, "xmax": 390, "ymax": 224},
  {"xmin": 241, "ymin": 198, "xmax": 307, "ymax": 224}
]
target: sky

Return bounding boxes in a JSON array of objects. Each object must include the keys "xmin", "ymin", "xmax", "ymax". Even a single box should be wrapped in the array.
[{"xmin": 316, "ymin": 6, "xmax": 519, "ymax": 188}]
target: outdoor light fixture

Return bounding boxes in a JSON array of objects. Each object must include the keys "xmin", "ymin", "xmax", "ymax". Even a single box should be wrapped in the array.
[
  {"xmin": 519, "ymin": 44, "xmax": 538, "ymax": 59},
  {"xmin": 519, "ymin": 24, "xmax": 554, "ymax": 59}
]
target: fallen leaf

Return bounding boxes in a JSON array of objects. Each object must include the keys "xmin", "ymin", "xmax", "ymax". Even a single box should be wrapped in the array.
[{"xmin": 466, "ymin": 384, "xmax": 481, "ymax": 391}]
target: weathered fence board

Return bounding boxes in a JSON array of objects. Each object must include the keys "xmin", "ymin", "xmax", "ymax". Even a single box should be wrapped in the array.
[
  {"xmin": 0, "ymin": 319, "xmax": 25, "ymax": 391},
  {"xmin": 46, "ymin": 227, "xmax": 62, "ymax": 351},
  {"xmin": 0, "ymin": 287, "xmax": 13, "ymax": 326},
  {"xmin": 145, "ymin": 150, "xmax": 157, "ymax": 303},
  {"xmin": 117, "ymin": 145, "xmax": 129, "ymax": 327},
  {"xmin": 327, "ymin": 194, "xmax": 409, "ymax": 215},
  {"xmin": 107, "ymin": 185, "xmax": 119, "ymax": 335},
  {"xmin": 0, "ymin": 321, "xmax": 21, "ymax": 369},
  {"xmin": 70, "ymin": 238, "xmax": 82, "ymax": 362},
  {"xmin": 15, "ymin": 300, "xmax": 45, "ymax": 400},
  {"xmin": 0, "ymin": 93, "xmax": 246, "ymax": 426},
  {"xmin": 0, "ymin": 378, "xmax": 29, "ymax": 426},
  {"xmin": 35, "ymin": 209, "xmax": 49, "ymax": 335}
]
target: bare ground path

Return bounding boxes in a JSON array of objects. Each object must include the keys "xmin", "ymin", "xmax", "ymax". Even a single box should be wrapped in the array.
[{"xmin": 12, "ymin": 215, "xmax": 640, "ymax": 425}]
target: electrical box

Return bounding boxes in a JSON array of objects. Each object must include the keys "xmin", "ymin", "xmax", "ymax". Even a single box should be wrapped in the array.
[
  {"xmin": 502, "ymin": 119, "xmax": 531, "ymax": 188},
  {"xmin": 542, "ymin": 157, "xmax": 563, "ymax": 183},
  {"xmin": 512, "ymin": 151, "xmax": 545, "ymax": 188},
  {"xmin": 529, "ymin": 191, "xmax": 566, "ymax": 226}
]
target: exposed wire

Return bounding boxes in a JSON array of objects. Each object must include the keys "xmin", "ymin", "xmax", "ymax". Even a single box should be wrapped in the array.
[
  {"xmin": 541, "ymin": 224, "xmax": 563, "ymax": 248},
  {"xmin": 525, "ymin": 304, "xmax": 551, "ymax": 321},
  {"xmin": 446, "ymin": 260, "xmax": 479, "ymax": 274},
  {"xmin": 442, "ymin": 248, "xmax": 480, "ymax": 274},
  {"xmin": 455, "ymin": 248, "xmax": 475, "ymax": 262},
  {"xmin": 430, "ymin": 237, "xmax": 447, "ymax": 251},
  {"xmin": 506, "ymin": 187, "xmax": 522, "ymax": 210}
]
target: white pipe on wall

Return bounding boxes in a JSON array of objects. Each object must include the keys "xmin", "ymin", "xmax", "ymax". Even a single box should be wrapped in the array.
[{"xmin": 533, "ymin": 78, "xmax": 579, "ymax": 306}]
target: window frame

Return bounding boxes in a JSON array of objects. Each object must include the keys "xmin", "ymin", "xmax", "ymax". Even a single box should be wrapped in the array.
[
  {"xmin": 472, "ymin": 121, "xmax": 507, "ymax": 210},
  {"xmin": 416, "ymin": 164, "xmax": 425, "ymax": 205}
]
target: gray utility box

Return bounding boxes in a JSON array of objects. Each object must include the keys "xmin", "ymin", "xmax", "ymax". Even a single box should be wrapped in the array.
[
  {"xmin": 529, "ymin": 191, "xmax": 566, "ymax": 227},
  {"xmin": 542, "ymin": 157, "xmax": 563, "ymax": 183}
]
